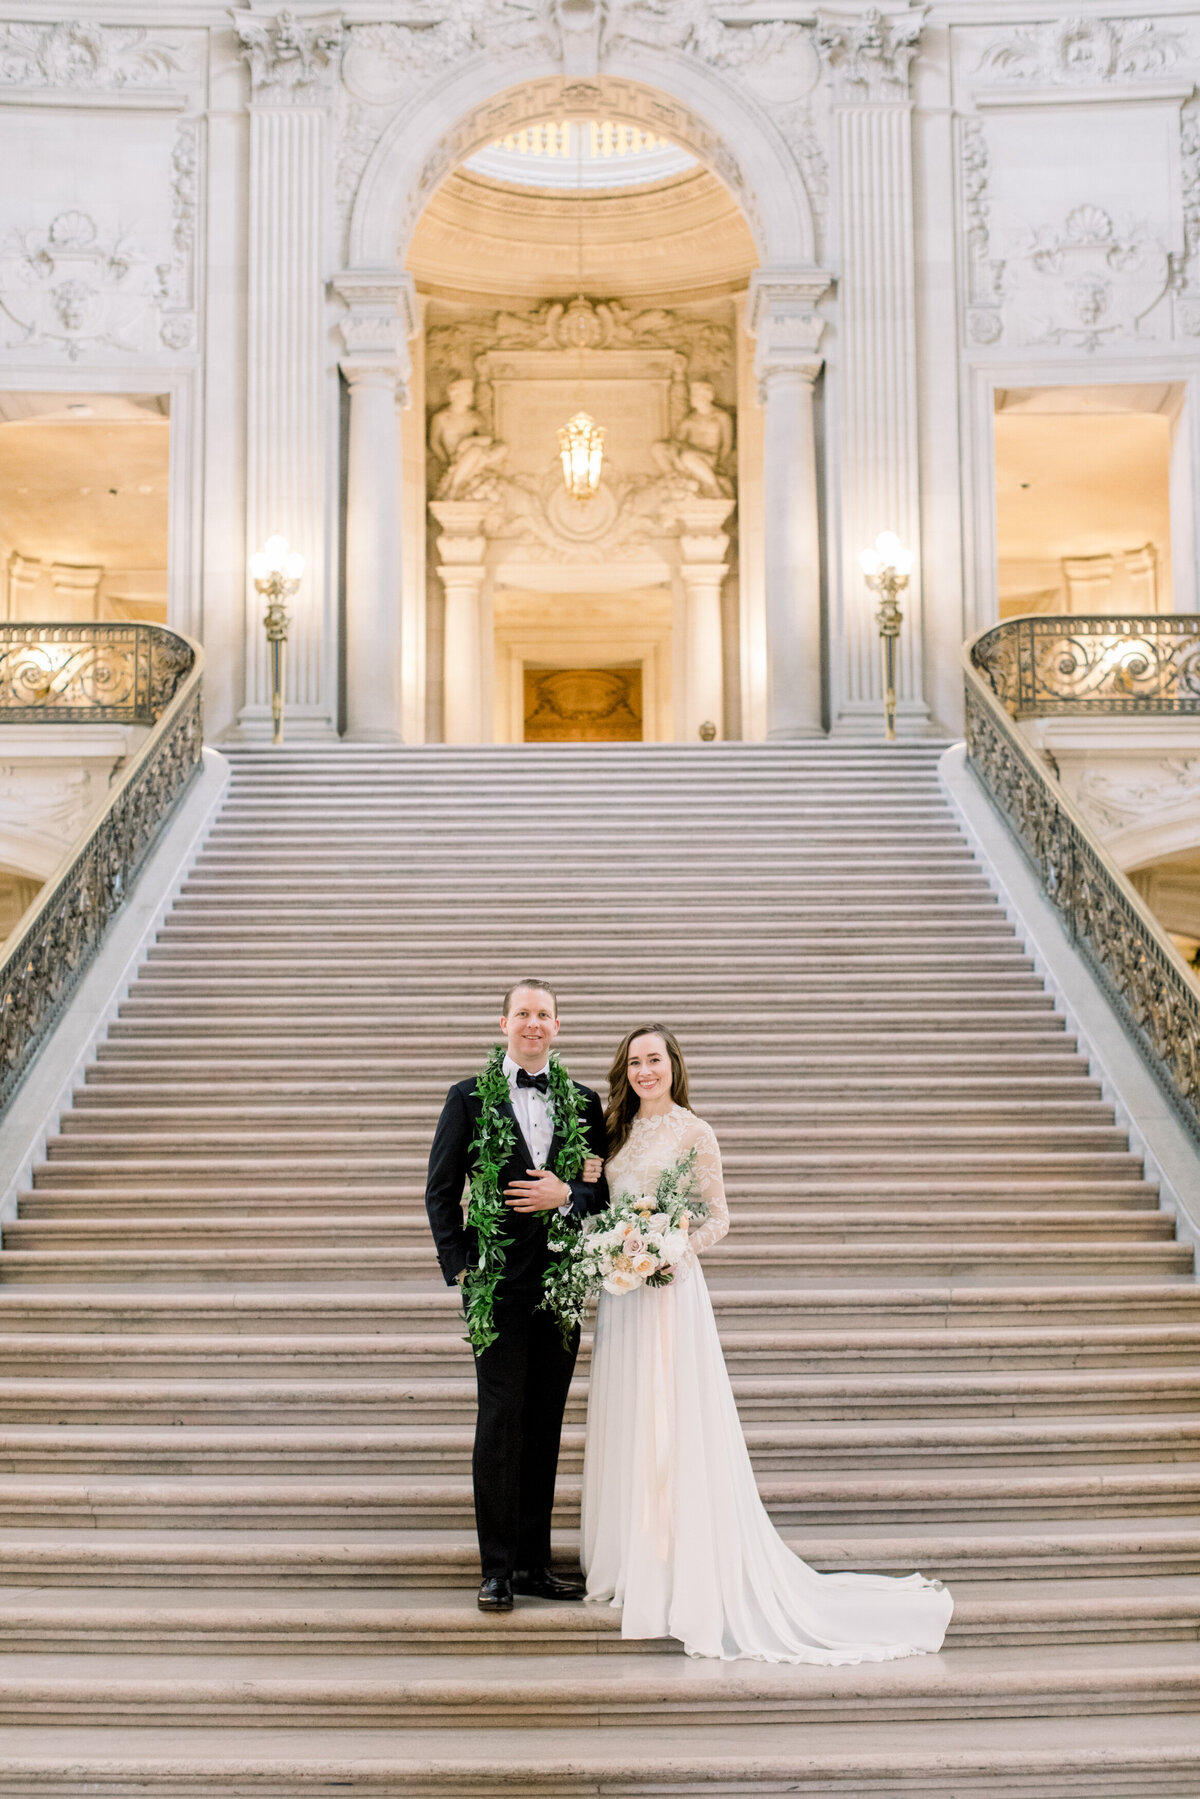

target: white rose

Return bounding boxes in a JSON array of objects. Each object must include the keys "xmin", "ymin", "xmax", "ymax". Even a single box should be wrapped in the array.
[
  {"xmin": 603, "ymin": 1269, "xmax": 640, "ymax": 1296},
  {"xmin": 630, "ymin": 1250, "xmax": 658, "ymax": 1279},
  {"xmin": 648, "ymin": 1213, "xmax": 672, "ymax": 1235}
]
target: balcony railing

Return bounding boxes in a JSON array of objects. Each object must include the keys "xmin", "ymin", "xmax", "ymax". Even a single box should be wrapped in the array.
[
  {"xmin": 973, "ymin": 613, "xmax": 1200, "ymax": 717},
  {"xmin": 0, "ymin": 623, "xmax": 203, "ymax": 1111},
  {"xmin": 965, "ymin": 612, "xmax": 1200, "ymax": 1145}
]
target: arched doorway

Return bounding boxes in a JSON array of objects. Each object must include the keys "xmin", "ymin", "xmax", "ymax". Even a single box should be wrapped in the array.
[
  {"xmin": 406, "ymin": 114, "xmax": 757, "ymax": 744},
  {"xmin": 335, "ymin": 67, "xmax": 829, "ymax": 745}
]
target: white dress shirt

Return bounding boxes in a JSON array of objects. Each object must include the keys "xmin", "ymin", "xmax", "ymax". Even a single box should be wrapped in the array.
[
  {"xmin": 503, "ymin": 1054, "xmax": 574, "ymax": 1215},
  {"xmin": 503, "ymin": 1053, "xmax": 555, "ymax": 1168}
]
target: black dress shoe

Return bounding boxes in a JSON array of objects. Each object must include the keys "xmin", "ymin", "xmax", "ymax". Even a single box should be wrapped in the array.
[
  {"xmin": 512, "ymin": 1566, "xmax": 585, "ymax": 1600},
  {"xmin": 477, "ymin": 1575, "xmax": 514, "ymax": 1612}
]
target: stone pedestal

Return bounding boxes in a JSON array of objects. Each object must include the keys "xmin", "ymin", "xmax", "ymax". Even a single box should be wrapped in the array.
[
  {"xmin": 678, "ymin": 499, "xmax": 735, "ymax": 742},
  {"xmin": 430, "ymin": 502, "xmax": 488, "ymax": 744},
  {"xmin": 748, "ymin": 271, "xmax": 830, "ymax": 739}
]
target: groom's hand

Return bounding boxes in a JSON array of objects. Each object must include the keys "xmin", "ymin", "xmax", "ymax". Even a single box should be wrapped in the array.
[{"xmin": 504, "ymin": 1169, "xmax": 571, "ymax": 1212}]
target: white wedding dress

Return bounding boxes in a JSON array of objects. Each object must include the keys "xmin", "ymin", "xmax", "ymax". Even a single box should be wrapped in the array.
[{"xmin": 581, "ymin": 1105, "xmax": 954, "ymax": 1663}]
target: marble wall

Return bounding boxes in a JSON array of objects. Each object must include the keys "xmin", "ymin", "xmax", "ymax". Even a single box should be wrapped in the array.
[{"xmin": 0, "ymin": 4, "xmax": 1198, "ymax": 743}]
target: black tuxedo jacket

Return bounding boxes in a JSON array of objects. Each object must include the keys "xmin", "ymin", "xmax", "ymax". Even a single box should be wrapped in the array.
[{"xmin": 424, "ymin": 1075, "xmax": 609, "ymax": 1295}]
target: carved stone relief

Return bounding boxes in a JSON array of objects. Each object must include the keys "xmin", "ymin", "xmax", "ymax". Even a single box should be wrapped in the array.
[
  {"xmin": 0, "ymin": 21, "xmax": 194, "ymax": 88},
  {"xmin": 816, "ymin": 7, "xmax": 922, "ymax": 101},
  {"xmin": 426, "ymin": 293, "xmax": 736, "ymax": 564},
  {"xmin": 0, "ymin": 210, "xmax": 159, "ymax": 359},
  {"xmin": 231, "ymin": 8, "xmax": 344, "ymax": 99},
  {"xmin": 970, "ymin": 17, "xmax": 1187, "ymax": 86}
]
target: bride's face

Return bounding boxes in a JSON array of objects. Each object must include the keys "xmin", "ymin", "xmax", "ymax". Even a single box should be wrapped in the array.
[{"xmin": 627, "ymin": 1034, "xmax": 673, "ymax": 1105}]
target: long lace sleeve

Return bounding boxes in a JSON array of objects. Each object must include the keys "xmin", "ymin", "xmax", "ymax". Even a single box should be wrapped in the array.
[{"xmin": 686, "ymin": 1120, "xmax": 729, "ymax": 1256}]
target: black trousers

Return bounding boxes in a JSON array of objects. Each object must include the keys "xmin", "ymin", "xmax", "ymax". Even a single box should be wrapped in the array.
[{"xmin": 470, "ymin": 1293, "xmax": 579, "ymax": 1580}]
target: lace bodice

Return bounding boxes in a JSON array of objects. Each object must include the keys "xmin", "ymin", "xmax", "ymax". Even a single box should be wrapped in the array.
[{"xmin": 605, "ymin": 1105, "xmax": 729, "ymax": 1258}]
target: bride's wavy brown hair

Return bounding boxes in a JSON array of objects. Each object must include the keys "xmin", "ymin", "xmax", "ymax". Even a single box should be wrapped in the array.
[{"xmin": 604, "ymin": 1024, "xmax": 692, "ymax": 1155}]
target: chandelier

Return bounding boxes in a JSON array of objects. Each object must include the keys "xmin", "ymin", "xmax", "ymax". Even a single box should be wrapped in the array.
[
  {"xmin": 558, "ymin": 126, "xmax": 604, "ymax": 501},
  {"xmin": 558, "ymin": 409, "xmax": 604, "ymax": 501}
]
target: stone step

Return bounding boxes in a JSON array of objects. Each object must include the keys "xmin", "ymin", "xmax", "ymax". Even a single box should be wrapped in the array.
[
  {"xmin": 1, "ymin": 1243, "xmax": 1184, "ymax": 1286},
  {"xmin": 0, "ymin": 1576, "xmax": 1193, "ymax": 1654},
  {"xmin": 1, "ymin": 1468, "xmax": 1198, "ymax": 1527},
  {"xmin": 0, "ymin": 1641, "xmax": 1191, "ymax": 1730},
  {"xmin": 0, "ymin": 1364, "xmax": 1195, "ymax": 1419},
  {"xmin": 0, "ymin": 1285, "xmax": 1188, "ymax": 1332},
  {"xmin": 4, "ymin": 1715, "xmax": 1196, "ymax": 1797},
  {"xmin": 0, "ymin": 1416, "xmax": 1193, "ymax": 1474},
  {"xmin": 0, "ymin": 1519, "xmax": 1195, "ymax": 1584},
  {"xmin": 28, "ymin": 1177, "xmax": 1157, "ymax": 1206},
  {"xmin": 20, "ymin": 1187, "xmax": 1161, "ymax": 1217},
  {"xmin": 4, "ymin": 1213, "xmax": 1175, "ymax": 1250},
  {"xmin": 0, "ymin": 1322, "xmax": 1194, "ymax": 1373}
]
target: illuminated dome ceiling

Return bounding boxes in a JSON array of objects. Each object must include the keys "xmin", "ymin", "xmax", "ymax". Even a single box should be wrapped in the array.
[{"xmin": 464, "ymin": 120, "xmax": 696, "ymax": 190}]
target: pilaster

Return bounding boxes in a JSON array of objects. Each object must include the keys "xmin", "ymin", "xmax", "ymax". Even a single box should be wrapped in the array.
[
  {"xmin": 747, "ymin": 270, "xmax": 830, "ymax": 739},
  {"xmin": 819, "ymin": 4, "xmax": 930, "ymax": 733},
  {"xmin": 232, "ymin": 5, "xmax": 343, "ymax": 740},
  {"xmin": 334, "ymin": 270, "xmax": 418, "ymax": 741}
]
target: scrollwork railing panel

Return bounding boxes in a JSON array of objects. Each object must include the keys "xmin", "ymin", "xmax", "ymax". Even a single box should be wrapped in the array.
[
  {"xmin": 972, "ymin": 613, "xmax": 1200, "ymax": 717},
  {"xmin": 0, "ymin": 623, "xmax": 195, "ymax": 724},
  {"xmin": 964, "ymin": 616, "xmax": 1200, "ymax": 1144},
  {"xmin": 0, "ymin": 625, "xmax": 203, "ymax": 1112}
]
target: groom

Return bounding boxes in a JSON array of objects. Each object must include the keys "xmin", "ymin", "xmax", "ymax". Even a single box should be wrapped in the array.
[{"xmin": 424, "ymin": 979, "xmax": 608, "ymax": 1613}]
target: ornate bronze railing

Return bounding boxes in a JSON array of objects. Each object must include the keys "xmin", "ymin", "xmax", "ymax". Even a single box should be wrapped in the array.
[
  {"xmin": 0, "ymin": 623, "xmax": 203, "ymax": 1111},
  {"xmin": 973, "ymin": 612, "xmax": 1200, "ymax": 717},
  {"xmin": 964, "ymin": 612, "xmax": 1200, "ymax": 1144}
]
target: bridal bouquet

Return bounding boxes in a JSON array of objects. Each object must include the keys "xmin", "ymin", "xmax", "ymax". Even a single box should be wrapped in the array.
[{"xmin": 542, "ymin": 1148, "xmax": 704, "ymax": 1336}]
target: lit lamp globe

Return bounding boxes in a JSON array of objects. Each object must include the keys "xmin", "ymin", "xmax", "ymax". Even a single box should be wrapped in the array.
[
  {"xmin": 250, "ymin": 534, "xmax": 305, "ymax": 745},
  {"xmin": 558, "ymin": 410, "xmax": 604, "ymax": 502},
  {"xmin": 859, "ymin": 531, "xmax": 914, "ymax": 744}
]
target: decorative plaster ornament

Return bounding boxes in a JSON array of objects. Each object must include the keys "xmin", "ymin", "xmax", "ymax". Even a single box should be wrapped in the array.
[
  {"xmin": 972, "ymin": 16, "xmax": 1185, "ymax": 85},
  {"xmin": 0, "ymin": 20, "xmax": 190, "ymax": 87},
  {"xmin": 231, "ymin": 8, "xmax": 344, "ymax": 96},
  {"xmin": 0, "ymin": 211, "xmax": 158, "ymax": 358},
  {"xmin": 816, "ymin": 6, "xmax": 922, "ymax": 101},
  {"xmin": 1014, "ymin": 204, "xmax": 1171, "ymax": 351}
]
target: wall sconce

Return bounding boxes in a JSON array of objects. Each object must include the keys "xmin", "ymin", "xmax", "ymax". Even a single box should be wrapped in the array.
[
  {"xmin": 860, "ymin": 531, "xmax": 914, "ymax": 742},
  {"xmin": 249, "ymin": 533, "xmax": 304, "ymax": 745}
]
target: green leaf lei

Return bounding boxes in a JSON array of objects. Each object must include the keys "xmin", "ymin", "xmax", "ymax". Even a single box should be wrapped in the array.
[{"xmin": 462, "ymin": 1046, "xmax": 591, "ymax": 1355}]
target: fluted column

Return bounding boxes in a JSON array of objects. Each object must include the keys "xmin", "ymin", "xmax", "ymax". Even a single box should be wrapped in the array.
[
  {"xmin": 748, "ymin": 272, "xmax": 830, "ymax": 739},
  {"xmin": 334, "ymin": 273, "xmax": 418, "ymax": 741},
  {"xmin": 818, "ymin": 6, "xmax": 927, "ymax": 732},
  {"xmin": 233, "ymin": 8, "xmax": 343, "ymax": 740}
]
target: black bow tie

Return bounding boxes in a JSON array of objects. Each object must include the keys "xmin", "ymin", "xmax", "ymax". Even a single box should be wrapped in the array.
[{"xmin": 516, "ymin": 1069, "xmax": 550, "ymax": 1093}]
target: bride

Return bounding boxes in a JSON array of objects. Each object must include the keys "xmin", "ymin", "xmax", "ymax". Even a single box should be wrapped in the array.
[{"xmin": 578, "ymin": 1023, "xmax": 954, "ymax": 1664}]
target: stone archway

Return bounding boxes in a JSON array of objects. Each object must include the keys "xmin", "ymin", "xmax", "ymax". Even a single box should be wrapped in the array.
[
  {"xmin": 347, "ymin": 51, "xmax": 817, "ymax": 271},
  {"xmin": 336, "ymin": 52, "xmax": 829, "ymax": 742}
]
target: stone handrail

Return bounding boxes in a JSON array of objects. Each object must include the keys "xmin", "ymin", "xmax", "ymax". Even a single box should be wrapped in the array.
[
  {"xmin": 964, "ymin": 612, "xmax": 1200, "ymax": 1145},
  {"xmin": 0, "ymin": 623, "xmax": 204, "ymax": 1111}
]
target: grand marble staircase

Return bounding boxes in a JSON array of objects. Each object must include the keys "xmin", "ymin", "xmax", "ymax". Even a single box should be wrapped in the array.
[{"xmin": 0, "ymin": 741, "xmax": 1197, "ymax": 1795}]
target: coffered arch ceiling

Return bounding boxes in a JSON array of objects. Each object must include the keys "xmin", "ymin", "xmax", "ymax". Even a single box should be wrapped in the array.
[{"xmin": 406, "ymin": 163, "xmax": 758, "ymax": 302}]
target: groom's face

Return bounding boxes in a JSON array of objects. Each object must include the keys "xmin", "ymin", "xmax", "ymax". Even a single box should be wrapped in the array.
[{"xmin": 500, "ymin": 986, "xmax": 560, "ymax": 1069}]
